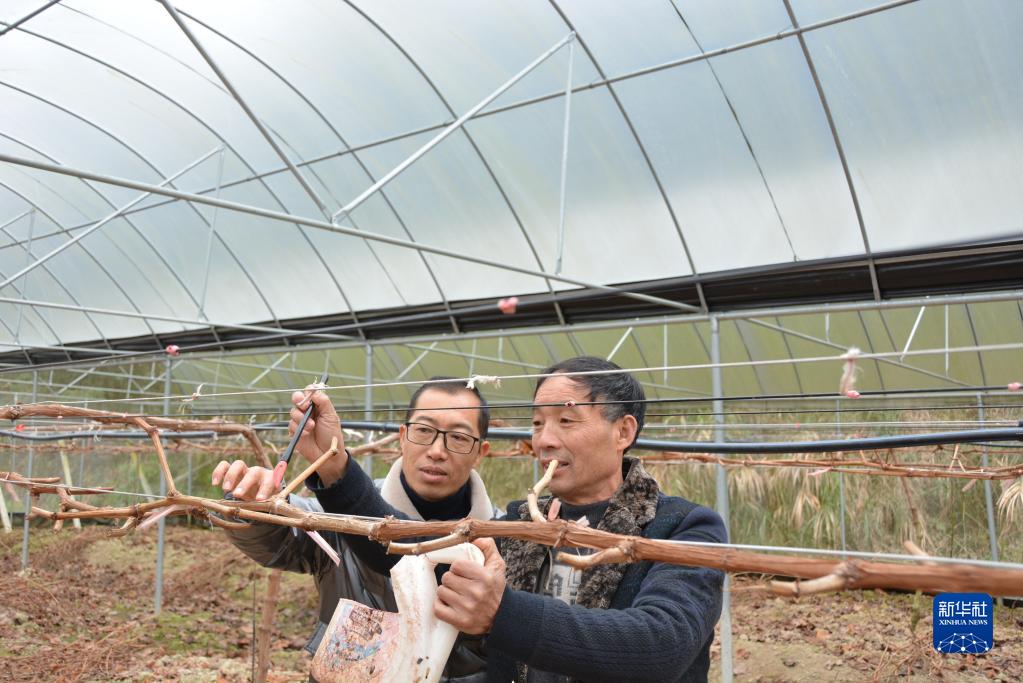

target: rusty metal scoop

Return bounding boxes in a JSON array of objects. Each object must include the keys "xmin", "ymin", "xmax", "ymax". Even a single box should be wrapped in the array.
[{"xmin": 311, "ymin": 543, "xmax": 484, "ymax": 683}]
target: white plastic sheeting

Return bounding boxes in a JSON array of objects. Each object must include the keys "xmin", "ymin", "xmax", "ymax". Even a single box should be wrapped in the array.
[{"xmin": 0, "ymin": 0, "xmax": 1020, "ymax": 351}]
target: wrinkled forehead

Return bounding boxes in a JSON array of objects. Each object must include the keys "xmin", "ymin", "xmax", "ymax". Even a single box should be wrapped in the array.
[
  {"xmin": 534, "ymin": 373, "xmax": 591, "ymax": 403},
  {"xmin": 532, "ymin": 375, "xmax": 605, "ymax": 418}
]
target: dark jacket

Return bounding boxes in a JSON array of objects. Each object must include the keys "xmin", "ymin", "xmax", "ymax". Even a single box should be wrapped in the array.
[
  {"xmin": 488, "ymin": 458, "xmax": 726, "ymax": 682},
  {"xmin": 310, "ymin": 457, "xmax": 727, "ymax": 683},
  {"xmin": 226, "ymin": 457, "xmax": 498, "ymax": 682}
]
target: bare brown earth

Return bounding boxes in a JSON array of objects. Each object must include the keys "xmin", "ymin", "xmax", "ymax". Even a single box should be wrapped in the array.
[{"xmin": 1, "ymin": 524, "xmax": 1020, "ymax": 682}]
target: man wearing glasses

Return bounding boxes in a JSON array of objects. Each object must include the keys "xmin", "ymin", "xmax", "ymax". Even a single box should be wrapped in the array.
[{"xmin": 213, "ymin": 377, "xmax": 499, "ymax": 682}]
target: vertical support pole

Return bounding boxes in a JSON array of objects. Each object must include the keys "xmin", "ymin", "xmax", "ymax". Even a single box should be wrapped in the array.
[
  {"xmin": 254, "ymin": 569, "xmax": 282, "ymax": 683},
  {"xmin": 709, "ymin": 317, "xmax": 732, "ymax": 683},
  {"xmin": 21, "ymin": 370, "xmax": 37, "ymax": 570},
  {"xmin": 0, "ymin": 438, "xmax": 11, "ymax": 532},
  {"xmin": 836, "ymin": 399, "xmax": 847, "ymax": 556},
  {"xmin": 59, "ymin": 450, "xmax": 82, "ymax": 530},
  {"xmin": 14, "ymin": 210, "xmax": 36, "ymax": 343},
  {"xmin": 0, "ymin": 477, "xmax": 10, "ymax": 533},
  {"xmin": 944, "ymin": 305, "xmax": 950, "ymax": 376},
  {"xmin": 662, "ymin": 324, "xmax": 669, "ymax": 386},
  {"xmin": 198, "ymin": 148, "xmax": 226, "ymax": 320},
  {"xmin": 977, "ymin": 395, "xmax": 999, "ymax": 563},
  {"xmin": 554, "ymin": 39, "xmax": 574, "ymax": 275},
  {"xmin": 363, "ymin": 345, "xmax": 374, "ymax": 475},
  {"xmin": 155, "ymin": 358, "xmax": 171, "ymax": 615}
]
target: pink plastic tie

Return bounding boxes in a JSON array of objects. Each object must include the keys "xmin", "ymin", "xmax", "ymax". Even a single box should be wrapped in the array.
[
  {"xmin": 306, "ymin": 530, "xmax": 341, "ymax": 566},
  {"xmin": 497, "ymin": 296, "xmax": 519, "ymax": 315}
]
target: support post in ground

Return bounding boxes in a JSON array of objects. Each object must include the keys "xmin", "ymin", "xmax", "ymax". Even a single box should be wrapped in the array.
[
  {"xmin": 0, "ymin": 473, "xmax": 11, "ymax": 533},
  {"xmin": 59, "ymin": 450, "xmax": 82, "ymax": 530},
  {"xmin": 710, "ymin": 317, "xmax": 733, "ymax": 683},
  {"xmin": 20, "ymin": 371, "xmax": 38, "ymax": 570},
  {"xmin": 836, "ymin": 399, "xmax": 847, "ymax": 556},
  {"xmin": 254, "ymin": 569, "xmax": 282, "ymax": 683},
  {"xmin": 154, "ymin": 358, "xmax": 170, "ymax": 615},
  {"xmin": 362, "ymin": 344, "xmax": 374, "ymax": 474},
  {"xmin": 977, "ymin": 395, "xmax": 999, "ymax": 564}
]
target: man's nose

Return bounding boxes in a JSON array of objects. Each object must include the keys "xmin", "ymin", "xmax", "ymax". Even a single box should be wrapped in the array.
[
  {"xmin": 426, "ymin": 433, "xmax": 450, "ymax": 459},
  {"xmin": 533, "ymin": 423, "xmax": 562, "ymax": 451}
]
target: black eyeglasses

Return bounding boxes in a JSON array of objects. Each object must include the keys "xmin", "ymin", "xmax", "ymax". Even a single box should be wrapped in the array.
[{"xmin": 404, "ymin": 422, "xmax": 480, "ymax": 454}]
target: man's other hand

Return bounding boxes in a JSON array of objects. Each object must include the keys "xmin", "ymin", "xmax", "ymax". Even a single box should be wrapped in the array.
[
  {"xmin": 211, "ymin": 460, "xmax": 276, "ymax": 501},
  {"xmin": 434, "ymin": 538, "xmax": 507, "ymax": 635}
]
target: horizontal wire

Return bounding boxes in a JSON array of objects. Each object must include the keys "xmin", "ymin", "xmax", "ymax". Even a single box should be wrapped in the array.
[
  {"xmin": 13, "ymin": 385, "xmax": 1021, "ymax": 415},
  {"xmin": 13, "ymin": 341, "xmax": 1023, "ymax": 409},
  {"xmin": 15, "ymin": 391, "xmax": 1023, "ymax": 421},
  {"xmin": 11, "ymin": 411, "xmax": 1019, "ymax": 429},
  {"xmin": 75, "ymin": 399, "xmax": 1020, "ymax": 421}
]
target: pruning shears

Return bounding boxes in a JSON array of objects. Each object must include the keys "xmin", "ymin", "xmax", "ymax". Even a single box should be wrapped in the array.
[{"xmin": 272, "ymin": 371, "xmax": 329, "ymax": 489}]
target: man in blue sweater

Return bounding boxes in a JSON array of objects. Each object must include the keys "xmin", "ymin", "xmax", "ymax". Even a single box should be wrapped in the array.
[{"xmin": 295, "ymin": 357, "xmax": 727, "ymax": 682}]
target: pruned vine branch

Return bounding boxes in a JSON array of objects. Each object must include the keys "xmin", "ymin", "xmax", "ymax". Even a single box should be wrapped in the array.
[
  {"xmin": 3, "ymin": 469, "xmax": 1022, "ymax": 598},
  {"xmin": 4, "ymin": 402, "xmax": 1022, "ymax": 599},
  {"xmin": 0, "ymin": 403, "xmax": 270, "ymax": 469}
]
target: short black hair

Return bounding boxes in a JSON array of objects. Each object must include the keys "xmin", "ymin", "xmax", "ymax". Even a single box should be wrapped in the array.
[
  {"xmin": 405, "ymin": 376, "xmax": 490, "ymax": 440},
  {"xmin": 533, "ymin": 356, "xmax": 645, "ymax": 452}
]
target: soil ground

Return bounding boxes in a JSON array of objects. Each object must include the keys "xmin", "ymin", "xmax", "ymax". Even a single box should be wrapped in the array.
[{"xmin": 1, "ymin": 524, "xmax": 1020, "ymax": 682}]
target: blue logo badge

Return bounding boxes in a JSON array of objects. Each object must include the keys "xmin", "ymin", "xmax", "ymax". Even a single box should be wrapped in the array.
[{"xmin": 933, "ymin": 593, "xmax": 993, "ymax": 654}]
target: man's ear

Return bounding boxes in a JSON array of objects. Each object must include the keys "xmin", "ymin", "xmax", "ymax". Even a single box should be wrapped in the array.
[
  {"xmin": 615, "ymin": 415, "xmax": 638, "ymax": 454},
  {"xmin": 397, "ymin": 423, "xmax": 407, "ymax": 456},
  {"xmin": 473, "ymin": 439, "xmax": 490, "ymax": 468}
]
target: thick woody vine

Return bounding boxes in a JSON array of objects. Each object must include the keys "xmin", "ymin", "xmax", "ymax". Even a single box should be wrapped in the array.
[{"xmin": 3, "ymin": 403, "xmax": 1023, "ymax": 599}]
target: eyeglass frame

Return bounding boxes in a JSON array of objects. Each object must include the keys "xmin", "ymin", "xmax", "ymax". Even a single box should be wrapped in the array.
[{"xmin": 403, "ymin": 421, "xmax": 481, "ymax": 454}]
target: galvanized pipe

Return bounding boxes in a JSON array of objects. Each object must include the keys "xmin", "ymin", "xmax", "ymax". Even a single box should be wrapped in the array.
[
  {"xmin": 0, "ymin": 151, "xmax": 699, "ymax": 314},
  {"xmin": 330, "ymin": 32, "xmax": 576, "ymax": 223},
  {"xmin": 711, "ymin": 317, "xmax": 733, "ymax": 683}
]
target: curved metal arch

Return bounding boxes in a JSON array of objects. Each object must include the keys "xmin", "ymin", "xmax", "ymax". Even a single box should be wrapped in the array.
[
  {"xmin": 780, "ymin": 0, "xmax": 881, "ymax": 301},
  {"xmin": 0, "ymin": 180, "xmax": 125, "ymax": 351},
  {"xmin": 345, "ymin": 0, "xmax": 572, "ymax": 326},
  {"xmin": 0, "ymin": 80, "xmax": 282, "ymax": 328},
  {"xmin": 855, "ymin": 311, "xmax": 887, "ymax": 392},
  {"xmin": 546, "ymin": 0, "xmax": 708, "ymax": 311},
  {"xmin": 0, "ymin": 129, "xmax": 234, "ymax": 350},
  {"xmin": 0, "ymin": 131, "xmax": 188, "ymax": 323},
  {"xmin": 0, "ymin": 177, "xmax": 142, "ymax": 350},
  {"xmin": 770, "ymin": 315, "xmax": 807, "ymax": 396},
  {"xmin": 0, "ymin": 82, "xmax": 212, "ymax": 308},
  {"xmin": 730, "ymin": 318, "xmax": 770, "ymax": 397},
  {"xmin": 0, "ymin": 178, "xmax": 151, "ymax": 350},
  {"xmin": 0, "ymin": 1, "xmax": 62, "ymax": 38},
  {"xmin": 178, "ymin": 9, "xmax": 461, "ymax": 331},
  {"xmin": 160, "ymin": 0, "xmax": 332, "ymax": 219},
  {"xmin": 668, "ymin": 1, "xmax": 796, "ymax": 262},
  {"xmin": 3, "ymin": 27, "xmax": 296, "ymax": 331},
  {"xmin": 0, "ymin": 216, "xmax": 57, "ymax": 366},
  {"xmin": 87, "ymin": 0, "xmax": 922, "ymax": 222},
  {"xmin": 42, "ymin": 8, "xmax": 362, "ymax": 338},
  {"xmin": 961, "ymin": 304, "xmax": 989, "ymax": 387}
]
